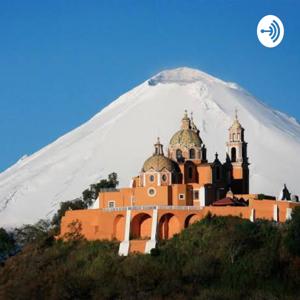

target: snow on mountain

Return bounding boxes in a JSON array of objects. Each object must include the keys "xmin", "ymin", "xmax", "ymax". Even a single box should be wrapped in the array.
[{"xmin": 0, "ymin": 67, "xmax": 299, "ymax": 227}]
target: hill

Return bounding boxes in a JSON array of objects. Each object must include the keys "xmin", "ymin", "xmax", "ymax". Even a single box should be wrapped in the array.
[{"xmin": 1, "ymin": 212, "xmax": 300, "ymax": 299}]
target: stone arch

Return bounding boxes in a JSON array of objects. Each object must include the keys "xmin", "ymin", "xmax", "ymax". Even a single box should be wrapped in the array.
[
  {"xmin": 158, "ymin": 213, "xmax": 181, "ymax": 240},
  {"xmin": 184, "ymin": 214, "xmax": 199, "ymax": 228},
  {"xmin": 113, "ymin": 214, "xmax": 125, "ymax": 241},
  {"xmin": 130, "ymin": 213, "xmax": 152, "ymax": 239}
]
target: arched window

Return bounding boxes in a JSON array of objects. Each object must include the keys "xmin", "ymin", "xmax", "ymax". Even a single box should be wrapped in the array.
[
  {"xmin": 176, "ymin": 149, "xmax": 182, "ymax": 160},
  {"xmin": 188, "ymin": 166, "xmax": 193, "ymax": 179},
  {"xmin": 189, "ymin": 149, "xmax": 195, "ymax": 159},
  {"xmin": 232, "ymin": 133, "xmax": 235, "ymax": 141},
  {"xmin": 231, "ymin": 147, "xmax": 236, "ymax": 162}
]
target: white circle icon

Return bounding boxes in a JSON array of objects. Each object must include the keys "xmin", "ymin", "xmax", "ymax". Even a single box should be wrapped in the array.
[{"xmin": 257, "ymin": 15, "xmax": 284, "ymax": 48}]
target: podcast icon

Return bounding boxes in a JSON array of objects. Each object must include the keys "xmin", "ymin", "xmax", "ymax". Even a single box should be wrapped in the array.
[{"xmin": 257, "ymin": 15, "xmax": 284, "ymax": 48}]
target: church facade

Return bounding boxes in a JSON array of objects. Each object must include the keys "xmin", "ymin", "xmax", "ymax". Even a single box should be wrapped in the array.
[
  {"xmin": 99, "ymin": 111, "xmax": 249, "ymax": 210},
  {"xmin": 60, "ymin": 112, "xmax": 299, "ymax": 255}
]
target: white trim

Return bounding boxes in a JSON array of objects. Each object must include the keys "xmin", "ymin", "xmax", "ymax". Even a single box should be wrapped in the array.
[
  {"xmin": 103, "ymin": 205, "xmax": 204, "ymax": 212},
  {"xmin": 250, "ymin": 208, "xmax": 255, "ymax": 222},
  {"xmin": 129, "ymin": 179, "xmax": 134, "ymax": 188},
  {"xmin": 286, "ymin": 208, "xmax": 292, "ymax": 221},
  {"xmin": 89, "ymin": 198, "xmax": 99, "ymax": 209},
  {"xmin": 273, "ymin": 204, "xmax": 278, "ymax": 222},
  {"xmin": 118, "ymin": 208, "xmax": 132, "ymax": 256},
  {"xmin": 157, "ymin": 173, "xmax": 161, "ymax": 186},
  {"xmin": 145, "ymin": 207, "xmax": 158, "ymax": 254},
  {"xmin": 199, "ymin": 186, "xmax": 206, "ymax": 206}
]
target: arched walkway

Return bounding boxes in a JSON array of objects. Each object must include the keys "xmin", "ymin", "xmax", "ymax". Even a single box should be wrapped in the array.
[
  {"xmin": 130, "ymin": 213, "xmax": 152, "ymax": 239},
  {"xmin": 158, "ymin": 213, "xmax": 181, "ymax": 240},
  {"xmin": 113, "ymin": 214, "xmax": 125, "ymax": 241},
  {"xmin": 184, "ymin": 214, "xmax": 199, "ymax": 228}
]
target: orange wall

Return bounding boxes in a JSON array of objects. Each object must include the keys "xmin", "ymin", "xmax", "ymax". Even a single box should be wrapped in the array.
[
  {"xmin": 99, "ymin": 188, "xmax": 133, "ymax": 208},
  {"xmin": 134, "ymin": 186, "xmax": 170, "ymax": 206},
  {"xmin": 100, "ymin": 184, "xmax": 202, "ymax": 208},
  {"xmin": 60, "ymin": 200, "xmax": 300, "ymax": 244},
  {"xmin": 233, "ymin": 166, "xmax": 243, "ymax": 179},
  {"xmin": 197, "ymin": 164, "xmax": 212, "ymax": 186}
]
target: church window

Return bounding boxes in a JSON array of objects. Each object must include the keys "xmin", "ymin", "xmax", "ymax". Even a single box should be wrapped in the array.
[
  {"xmin": 162, "ymin": 174, "xmax": 167, "ymax": 182},
  {"xmin": 189, "ymin": 149, "xmax": 195, "ymax": 159},
  {"xmin": 178, "ymin": 193, "xmax": 185, "ymax": 200},
  {"xmin": 149, "ymin": 175, "xmax": 155, "ymax": 182},
  {"xmin": 231, "ymin": 147, "xmax": 237, "ymax": 162},
  {"xmin": 188, "ymin": 166, "xmax": 193, "ymax": 179},
  {"xmin": 232, "ymin": 133, "xmax": 235, "ymax": 141},
  {"xmin": 108, "ymin": 201, "xmax": 115, "ymax": 208},
  {"xmin": 148, "ymin": 187, "xmax": 156, "ymax": 197},
  {"xmin": 237, "ymin": 133, "xmax": 240, "ymax": 140},
  {"xmin": 176, "ymin": 149, "xmax": 182, "ymax": 160}
]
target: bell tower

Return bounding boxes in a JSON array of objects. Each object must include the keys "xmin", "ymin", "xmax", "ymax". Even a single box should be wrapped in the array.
[{"xmin": 226, "ymin": 110, "xmax": 249, "ymax": 194}]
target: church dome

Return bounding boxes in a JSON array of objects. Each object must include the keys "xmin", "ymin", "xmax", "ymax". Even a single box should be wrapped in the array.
[
  {"xmin": 142, "ymin": 155, "xmax": 179, "ymax": 172},
  {"xmin": 142, "ymin": 137, "xmax": 180, "ymax": 172},
  {"xmin": 169, "ymin": 129, "xmax": 202, "ymax": 148}
]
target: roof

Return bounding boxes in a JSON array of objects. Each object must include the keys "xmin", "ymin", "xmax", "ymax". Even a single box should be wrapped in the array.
[
  {"xmin": 169, "ymin": 129, "xmax": 202, "ymax": 148},
  {"xmin": 229, "ymin": 118, "xmax": 243, "ymax": 130},
  {"xmin": 212, "ymin": 197, "xmax": 248, "ymax": 206},
  {"xmin": 142, "ymin": 154, "xmax": 180, "ymax": 173}
]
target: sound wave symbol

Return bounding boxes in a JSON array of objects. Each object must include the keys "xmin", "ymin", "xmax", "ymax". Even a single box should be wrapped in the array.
[{"xmin": 261, "ymin": 20, "xmax": 280, "ymax": 43}]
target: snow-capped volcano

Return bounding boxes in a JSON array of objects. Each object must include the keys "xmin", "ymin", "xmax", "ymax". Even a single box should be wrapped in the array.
[{"xmin": 1, "ymin": 67, "xmax": 300, "ymax": 227}]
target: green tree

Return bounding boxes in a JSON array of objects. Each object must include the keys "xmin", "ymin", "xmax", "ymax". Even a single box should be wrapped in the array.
[
  {"xmin": 82, "ymin": 172, "xmax": 119, "ymax": 206},
  {"xmin": 51, "ymin": 198, "xmax": 86, "ymax": 233},
  {"xmin": 51, "ymin": 173, "xmax": 119, "ymax": 233},
  {"xmin": 285, "ymin": 206, "xmax": 300, "ymax": 256},
  {"xmin": 13, "ymin": 219, "xmax": 51, "ymax": 248},
  {"xmin": 62, "ymin": 220, "xmax": 84, "ymax": 241},
  {"xmin": 0, "ymin": 228, "xmax": 16, "ymax": 263}
]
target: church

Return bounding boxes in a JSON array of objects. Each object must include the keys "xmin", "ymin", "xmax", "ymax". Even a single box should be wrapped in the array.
[
  {"xmin": 60, "ymin": 111, "xmax": 300, "ymax": 255},
  {"xmin": 99, "ymin": 110, "xmax": 249, "ymax": 210}
]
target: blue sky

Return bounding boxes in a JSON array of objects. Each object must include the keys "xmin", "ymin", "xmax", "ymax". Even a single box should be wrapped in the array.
[{"xmin": 0, "ymin": 0, "xmax": 299, "ymax": 171}]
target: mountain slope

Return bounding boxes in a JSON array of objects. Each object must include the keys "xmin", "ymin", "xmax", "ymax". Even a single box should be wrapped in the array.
[{"xmin": 1, "ymin": 67, "xmax": 299, "ymax": 227}]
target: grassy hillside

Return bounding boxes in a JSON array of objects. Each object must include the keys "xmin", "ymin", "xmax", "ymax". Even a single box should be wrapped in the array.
[{"xmin": 1, "ymin": 212, "xmax": 300, "ymax": 300}]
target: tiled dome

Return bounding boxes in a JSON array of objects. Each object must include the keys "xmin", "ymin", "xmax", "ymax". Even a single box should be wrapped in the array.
[
  {"xmin": 169, "ymin": 129, "xmax": 202, "ymax": 148},
  {"xmin": 142, "ymin": 155, "xmax": 179, "ymax": 172}
]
